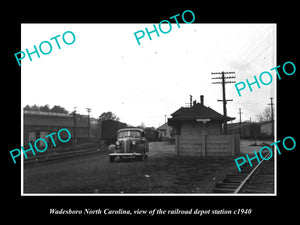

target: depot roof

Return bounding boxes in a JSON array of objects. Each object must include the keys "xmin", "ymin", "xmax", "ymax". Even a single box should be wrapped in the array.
[{"xmin": 168, "ymin": 102, "xmax": 235, "ymax": 125}]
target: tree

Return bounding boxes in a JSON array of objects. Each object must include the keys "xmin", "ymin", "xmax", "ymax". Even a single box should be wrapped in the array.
[
  {"xmin": 99, "ymin": 111, "xmax": 119, "ymax": 121},
  {"xmin": 139, "ymin": 122, "xmax": 146, "ymax": 129},
  {"xmin": 256, "ymin": 107, "xmax": 272, "ymax": 122},
  {"xmin": 24, "ymin": 104, "xmax": 40, "ymax": 111},
  {"xmin": 50, "ymin": 105, "xmax": 69, "ymax": 114},
  {"xmin": 40, "ymin": 104, "xmax": 51, "ymax": 112},
  {"xmin": 23, "ymin": 104, "xmax": 43, "ymax": 111},
  {"xmin": 23, "ymin": 104, "xmax": 69, "ymax": 114},
  {"xmin": 24, "ymin": 105, "xmax": 33, "ymax": 111}
]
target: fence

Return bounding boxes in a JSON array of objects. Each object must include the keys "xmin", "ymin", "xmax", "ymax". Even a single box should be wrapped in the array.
[{"xmin": 175, "ymin": 134, "xmax": 240, "ymax": 157}]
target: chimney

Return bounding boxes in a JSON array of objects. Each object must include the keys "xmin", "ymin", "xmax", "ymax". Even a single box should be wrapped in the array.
[
  {"xmin": 190, "ymin": 95, "xmax": 193, "ymax": 107},
  {"xmin": 200, "ymin": 95, "xmax": 204, "ymax": 105}
]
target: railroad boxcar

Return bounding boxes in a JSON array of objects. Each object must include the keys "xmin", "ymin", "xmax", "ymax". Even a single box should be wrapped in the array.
[
  {"xmin": 144, "ymin": 127, "xmax": 160, "ymax": 142},
  {"xmin": 99, "ymin": 120, "xmax": 127, "ymax": 145}
]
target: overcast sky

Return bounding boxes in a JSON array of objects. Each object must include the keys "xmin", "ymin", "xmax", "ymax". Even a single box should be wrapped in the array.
[{"xmin": 21, "ymin": 23, "xmax": 276, "ymax": 127}]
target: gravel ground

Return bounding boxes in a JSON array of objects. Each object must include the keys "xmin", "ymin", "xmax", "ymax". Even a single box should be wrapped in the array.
[
  {"xmin": 240, "ymin": 139, "xmax": 273, "ymax": 154},
  {"xmin": 23, "ymin": 142, "xmax": 243, "ymax": 194}
]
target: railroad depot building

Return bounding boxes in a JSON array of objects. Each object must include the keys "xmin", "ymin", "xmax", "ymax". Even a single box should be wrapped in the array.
[{"xmin": 168, "ymin": 96, "xmax": 240, "ymax": 157}]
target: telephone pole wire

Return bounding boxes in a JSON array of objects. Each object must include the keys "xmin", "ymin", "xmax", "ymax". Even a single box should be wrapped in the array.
[
  {"xmin": 211, "ymin": 71, "xmax": 236, "ymax": 134},
  {"xmin": 86, "ymin": 108, "xmax": 91, "ymax": 142},
  {"xmin": 73, "ymin": 107, "xmax": 77, "ymax": 145},
  {"xmin": 268, "ymin": 97, "xmax": 274, "ymax": 138},
  {"xmin": 238, "ymin": 108, "xmax": 243, "ymax": 137}
]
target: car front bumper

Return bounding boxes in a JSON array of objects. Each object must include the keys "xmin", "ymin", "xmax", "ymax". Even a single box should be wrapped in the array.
[{"xmin": 109, "ymin": 152, "xmax": 143, "ymax": 157}]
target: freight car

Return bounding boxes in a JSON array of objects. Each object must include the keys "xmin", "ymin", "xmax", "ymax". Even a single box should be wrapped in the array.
[
  {"xmin": 99, "ymin": 120, "xmax": 127, "ymax": 145},
  {"xmin": 144, "ymin": 127, "xmax": 161, "ymax": 142}
]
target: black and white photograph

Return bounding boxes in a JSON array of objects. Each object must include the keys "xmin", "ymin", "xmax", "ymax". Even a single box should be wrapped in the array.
[{"xmin": 20, "ymin": 23, "xmax": 277, "ymax": 195}]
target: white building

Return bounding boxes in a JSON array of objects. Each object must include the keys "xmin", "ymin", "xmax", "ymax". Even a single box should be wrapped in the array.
[{"xmin": 157, "ymin": 123, "xmax": 172, "ymax": 140}]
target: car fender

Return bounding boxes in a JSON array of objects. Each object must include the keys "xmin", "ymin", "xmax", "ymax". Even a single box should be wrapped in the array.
[{"xmin": 108, "ymin": 144, "xmax": 117, "ymax": 152}]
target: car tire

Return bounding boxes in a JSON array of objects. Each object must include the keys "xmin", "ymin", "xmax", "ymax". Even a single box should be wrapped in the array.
[
  {"xmin": 139, "ymin": 151, "xmax": 146, "ymax": 161},
  {"xmin": 109, "ymin": 156, "xmax": 115, "ymax": 162}
]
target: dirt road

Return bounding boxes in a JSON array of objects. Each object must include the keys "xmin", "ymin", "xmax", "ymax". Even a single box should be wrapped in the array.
[{"xmin": 23, "ymin": 142, "xmax": 237, "ymax": 194}]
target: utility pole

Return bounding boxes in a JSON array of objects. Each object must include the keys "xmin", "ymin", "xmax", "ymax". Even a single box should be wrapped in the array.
[
  {"xmin": 73, "ymin": 107, "xmax": 77, "ymax": 145},
  {"xmin": 238, "ymin": 108, "xmax": 243, "ymax": 137},
  {"xmin": 211, "ymin": 71, "xmax": 236, "ymax": 134},
  {"xmin": 268, "ymin": 97, "xmax": 274, "ymax": 138},
  {"xmin": 86, "ymin": 108, "xmax": 91, "ymax": 142}
]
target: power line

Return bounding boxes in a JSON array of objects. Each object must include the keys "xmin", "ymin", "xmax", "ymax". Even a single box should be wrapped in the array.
[
  {"xmin": 268, "ymin": 97, "xmax": 274, "ymax": 138},
  {"xmin": 86, "ymin": 108, "xmax": 91, "ymax": 141},
  {"xmin": 267, "ymin": 97, "xmax": 274, "ymax": 121},
  {"xmin": 224, "ymin": 26, "xmax": 274, "ymax": 70},
  {"xmin": 211, "ymin": 71, "xmax": 236, "ymax": 134},
  {"xmin": 73, "ymin": 107, "xmax": 77, "ymax": 144},
  {"xmin": 238, "ymin": 108, "xmax": 243, "ymax": 137}
]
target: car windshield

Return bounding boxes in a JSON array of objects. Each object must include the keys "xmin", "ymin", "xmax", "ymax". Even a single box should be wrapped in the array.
[{"xmin": 118, "ymin": 130, "xmax": 141, "ymax": 138}]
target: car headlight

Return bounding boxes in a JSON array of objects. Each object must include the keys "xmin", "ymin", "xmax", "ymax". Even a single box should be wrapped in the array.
[{"xmin": 132, "ymin": 141, "xmax": 136, "ymax": 145}]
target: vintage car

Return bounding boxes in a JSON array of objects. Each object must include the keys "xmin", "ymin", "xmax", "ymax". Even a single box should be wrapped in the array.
[{"xmin": 108, "ymin": 128, "xmax": 149, "ymax": 162}]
